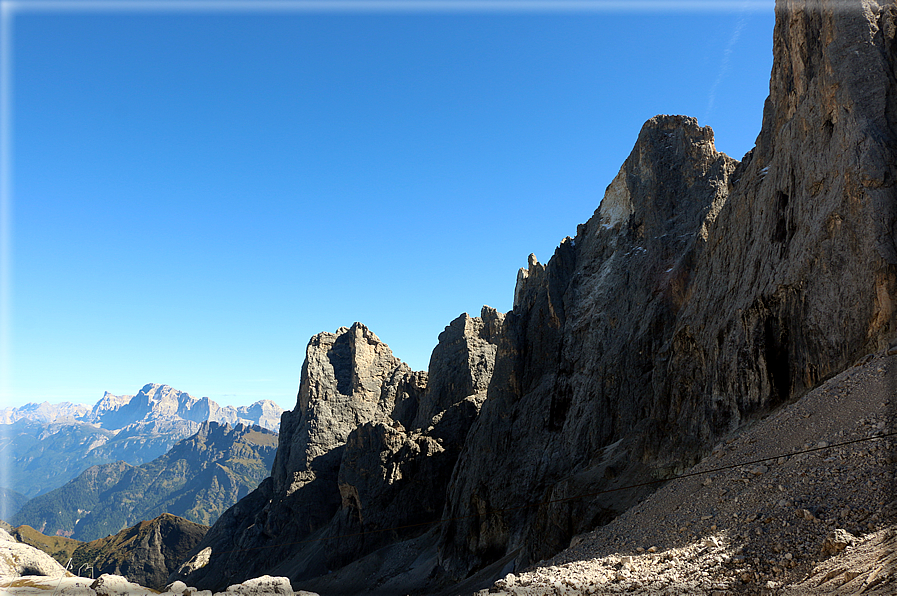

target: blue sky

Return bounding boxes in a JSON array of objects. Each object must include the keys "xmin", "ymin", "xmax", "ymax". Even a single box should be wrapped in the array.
[{"xmin": 1, "ymin": 0, "xmax": 775, "ymax": 410}]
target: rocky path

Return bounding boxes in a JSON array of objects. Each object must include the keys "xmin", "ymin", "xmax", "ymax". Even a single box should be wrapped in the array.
[{"xmin": 477, "ymin": 349, "xmax": 896, "ymax": 595}]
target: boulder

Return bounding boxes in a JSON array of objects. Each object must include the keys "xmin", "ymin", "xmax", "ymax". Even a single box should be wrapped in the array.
[
  {"xmin": 821, "ymin": 528, "xmax": 857, "ymax": 556},
  {"xmin": 90, "ymin": 573, "xmax": 151, "ymax": 595},
  {"xmin": 217, "ymin": 575, "xmax": 294, "ymax": 595},
  {"xmin": 0, "ymin": 527, "xmax": 70, "ymax": 578}
]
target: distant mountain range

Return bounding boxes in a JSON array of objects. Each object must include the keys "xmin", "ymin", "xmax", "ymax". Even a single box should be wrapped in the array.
[
  {"xmin": 0, "ymin": 383, "xmax": 284, "ymax": 501},
  {"xmin": 0, "ymin": 401, "xmax": 88, "ymax": 424},
  {"xmin": 0, "ymin": 383, "xmax": 284, "ymax": 431},
  {"xmin": 12, "ymin": 421, "xmax": 277, "ymax": 541}
]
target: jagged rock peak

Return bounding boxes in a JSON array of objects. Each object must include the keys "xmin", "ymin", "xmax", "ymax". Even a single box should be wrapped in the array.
[
  {"xmin": 272, "ymin": 322, "xmax": 424, "ymax": 497},
  {"xmin": 296, "ymin": 322, "xmax": 414, "ymax": 413},
  {"xmin": 438, "ymin": 0, "xmax": 896, "ymax": 579},
  {"xmin": 597, "ymin": 115, "xmax": 723, "ymax": 233},
  {"xmin": 413, "ymin": 306, "xmax": 505, "ymax": 429},
  {"xmin": 513, "ymin": 114, "xmax": 736, "ymax": 318},
  {"xmin": 83, "ymin": 384, "xmax": 284, "ymax": 432}
]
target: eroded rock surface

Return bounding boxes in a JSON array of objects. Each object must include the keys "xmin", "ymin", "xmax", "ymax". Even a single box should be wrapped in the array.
[
  {"xmin": 173, "ymin": 0, "xmax": 895, "ymax": 592},
  {"xmin": 439, "ymin": 0, "xmax": 896, "ymax": 578},
  {"xmin": 174, "ymin": 314, "xmax": 503, "ymax": 591}
]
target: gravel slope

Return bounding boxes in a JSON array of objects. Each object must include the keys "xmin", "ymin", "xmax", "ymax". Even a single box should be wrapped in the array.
[{"xmin": 477, "ymin": 348, "xmax": 896, "ymax": 595}]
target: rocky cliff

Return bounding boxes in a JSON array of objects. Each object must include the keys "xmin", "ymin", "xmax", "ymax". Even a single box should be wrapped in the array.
[
  {"xmin": 439, "ymin": 0, "xmax": 896, "ymax": 576},
  {"xmin": 176, "ymin": 0, "xmax": 896, "ymax": 593},
  {"xmin": 174, "ymin": 312, "xmax": 503, "ymax": 591}
]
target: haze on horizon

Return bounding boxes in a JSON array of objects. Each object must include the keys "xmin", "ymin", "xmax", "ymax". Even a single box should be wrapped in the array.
[{"xmin": 1, "ymin": 0, "xmax": 775, "ymax": 410}]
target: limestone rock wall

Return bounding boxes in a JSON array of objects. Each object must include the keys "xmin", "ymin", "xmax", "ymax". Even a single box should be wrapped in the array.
[
  {"xmin": 174, "ymin": 312, "xmax": 503, "ymax": 591},
  {"xmin": 437, "ymin": 0, "xmax": 896, "ymax": 578},
  {"xmin": 174, "ymin": 0, "xmax": 895, "ymax": 591}
]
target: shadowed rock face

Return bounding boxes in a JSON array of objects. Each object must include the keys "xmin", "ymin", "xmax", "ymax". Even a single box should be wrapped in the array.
[
  {"xmin": 175, "ymin": 0, "xmax": 895, "ymax": 591},
  {"xmin": 438, "ymin": 114, "xmax": 741, "ymax": 576},
  {"xmin": 174, "ymin": 314, "xmax": 502, "ymax": 590},
  {"xmin": 438, "ymin": 0, "xmax": 896, "ymax": 577}
]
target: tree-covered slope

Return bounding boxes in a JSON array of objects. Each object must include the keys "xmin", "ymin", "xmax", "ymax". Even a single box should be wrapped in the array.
[
  {"xmin": 0, "ymin": 419, "xmax": 118, "ymax": 499},
  {"xmin": 12, "ymin": 422, "xmax": 277, "ymax": 541}
]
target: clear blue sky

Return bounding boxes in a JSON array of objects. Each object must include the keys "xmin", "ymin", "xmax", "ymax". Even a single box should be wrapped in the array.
[{"xmin": 1, "ymin": 1, "xmax": 775, "ymax": 410}]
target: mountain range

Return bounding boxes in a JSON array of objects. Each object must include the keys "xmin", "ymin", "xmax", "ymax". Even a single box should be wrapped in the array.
[
  {"xmin": 0, "ymin": 383, "xmax": 283, "ymax": 502},
  {"xmin": 12, "ymin": 421, "xmax": 277, "ymax": 541}
]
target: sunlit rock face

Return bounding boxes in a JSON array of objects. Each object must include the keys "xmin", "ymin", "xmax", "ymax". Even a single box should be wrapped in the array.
[{"xmin": 85, "ymin": 383, "xmax": 284, "ymax": 433}]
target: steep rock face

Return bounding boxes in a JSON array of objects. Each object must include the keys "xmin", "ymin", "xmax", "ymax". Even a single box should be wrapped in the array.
[
  {"xmin": 413, "ymin": 308, "xmax": 504, "ymax": 431},
  {"xmin": 438, "ymin": 0, "xmax": 896, "ymax": 578},
  {"xmin": 327, "ymin": 308, "xmax": 505, "ymax": 569},
  {"xmin": 268, "ymin": 323, "xmax": 426, "ymax": 535},
  {"xmin": 231, "ymin": 400, "xmax": 284, "ymax": 432},
  {"xmin": 439, "ymin": 114, "xmax": 739, "ymax": 576},
  {"xmin": 175, "ymin": 312, "xmax": 504, "ymax": 591},
  {"xmin": 174, "ymin": 324, "xmax": 425, "ymax": 589}
]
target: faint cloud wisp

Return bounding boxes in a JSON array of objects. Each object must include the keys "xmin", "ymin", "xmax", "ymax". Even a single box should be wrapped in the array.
[{"xmin": 703, "ymin": 5, "xmax": 748, "ymax": 126}]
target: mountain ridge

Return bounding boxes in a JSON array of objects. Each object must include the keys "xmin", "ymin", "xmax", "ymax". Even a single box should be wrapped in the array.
[
  {"xmin": 180, "ymin": 0, "xmax": 895, "ymax": 592},
  {"xmin": 0, "ymin": 384, "xmax": 284, "ymax": 501},
  {"xmin": 12, "ymin": 421, "xmax": 277, "ymax": 541}
]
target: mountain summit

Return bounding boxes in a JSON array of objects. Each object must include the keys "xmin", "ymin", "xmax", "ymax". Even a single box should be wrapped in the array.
[
  {"xmin": 0, "ymin": 384, "xmax": 284, "ymax": 501},
  {"xmin": 174, "ymin": 1, "xmax": 895, "ymax": 593},
  {"xmin": 13, "ymin": 421, "xmax": 277, "ymax": 541},
  {"xmin": 84, "ymin": 383, "xmax": 283, "ymax": 432}
]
